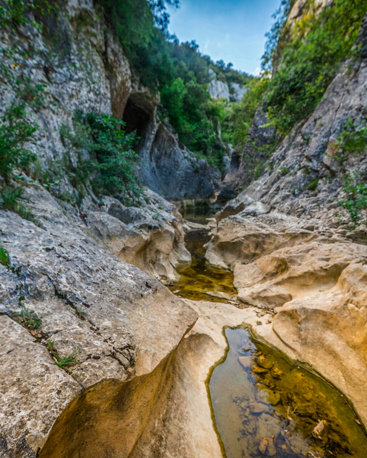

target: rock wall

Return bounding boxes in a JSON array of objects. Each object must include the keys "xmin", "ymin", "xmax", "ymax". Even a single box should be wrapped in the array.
[
  {"xmin": 222, "ymin": 13, "xmax": 367, "ymax": 224},
  {"xmin": 0, "ymin": 0, "xmax": 218, "ymax": 209},
  {"xmin": 138, "ymin": 120, "xmax": 221, "ymax": 200},
  {"xmin": 208, "ymin": 69, "xmax": 247, "ymax": 102},
  {"xmin": 204, "ymin": 13, "xmax": 367, "ymax": 430}
]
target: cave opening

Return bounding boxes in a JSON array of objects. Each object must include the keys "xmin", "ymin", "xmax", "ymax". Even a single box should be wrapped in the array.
[{"xmin": 122, "ymin": 94, "xmax": 153, "ymax": 140}]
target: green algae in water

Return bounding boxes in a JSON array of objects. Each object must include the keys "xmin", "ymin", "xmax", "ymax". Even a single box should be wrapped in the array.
[
  {"xmin": 209, "ymin": 327, "xmax": 367, "ymax": 458},
  {"xmin": 169, "ymin": 257, "xmax": 237, "ymax": 302},
  {"xmin": 168, "ymin": 229, "xmax": 237, "ymax": 302}
]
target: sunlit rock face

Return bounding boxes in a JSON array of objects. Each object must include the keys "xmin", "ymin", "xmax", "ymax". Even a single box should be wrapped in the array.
[
  {"xmin": 208, "ymin": 68, "xmax": 247, "ymax": 102},
  {"xmin": 37, "ymin": 301, "xmax": 278, "ymax": 458},
  {"xmin": 205, "ymin": 207, "xmax": 367, "ymax": 427}
]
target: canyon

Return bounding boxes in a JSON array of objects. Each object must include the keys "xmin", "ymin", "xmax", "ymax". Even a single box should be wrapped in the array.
[{"xmin": 1, "ymin": 0, "xmax": 367, "ymax": 457}]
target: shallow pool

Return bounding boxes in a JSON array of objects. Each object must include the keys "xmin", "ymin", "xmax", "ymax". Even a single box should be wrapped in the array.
[{"xmin": 209, "ymin": 327, "xmax": 367, "ymax": 458}]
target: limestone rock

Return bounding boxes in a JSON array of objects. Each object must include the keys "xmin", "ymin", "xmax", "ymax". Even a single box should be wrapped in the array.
[
  {"xmin": 207, "ymin": 205, "xmax": 367, "ymax": 427},
  {"xmin": 37, "ymin": 301, "xmax": 281, "ymax": 458},
  {"xmin": 0, "ymin": 187, "xmax": 197, "ymax": 457},
  {"xmin": 83, "ymin": 190, "xmax": 191, "ymax": 281}
]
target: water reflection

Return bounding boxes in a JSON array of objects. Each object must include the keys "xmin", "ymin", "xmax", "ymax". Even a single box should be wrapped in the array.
[{"xmin": 209, "ymin": 327, "xmax": 367, "ymax": 458}]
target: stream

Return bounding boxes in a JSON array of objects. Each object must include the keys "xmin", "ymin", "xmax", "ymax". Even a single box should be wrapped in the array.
[
  {"xmin": 38, "ymin": 203, "xmax": 367, "ymax": 458},
  {"xmin": 168, "ymin": 201, "xmax": 237, "ymax": 302},
  {"xmin": 170, "ymin": 205, "xmax": 367, "ymax": 458}
]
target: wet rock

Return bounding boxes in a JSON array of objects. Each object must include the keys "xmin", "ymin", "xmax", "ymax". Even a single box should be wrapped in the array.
[
  {"xmin": 252, "ymin": 366, "xmax": 269, "ymax": 375},
  {"xmin": 262, "ymin": 375, "xmax": 276, "ymax": 389},
  {"xmin": 313, "ymin": 420, "xmax": 326, "ymax": 438},
  {"xmin": 267, "ymin": 391, "xmax": 281, "ymax": 406},
  {"xmin": 256, "ymin": 355, "xmax": 274, "ymax": 369},
  {"xmin": 238, "ymin": 356, "xmax": 252, "ymax": 369},
  {"xmin": 250, "ymin": 403, "xmax": 266, "ymax": 414},
  {"xmin": 259, "ymin": 437, "xmax": 277, "ymax": 457},
  {"xmin": 259, "ymin": 438, "xmax": 268, "ymax": 454},
  {"xmin": 271, "ymin": 368, "xmax": 283, "ymax": 380}
]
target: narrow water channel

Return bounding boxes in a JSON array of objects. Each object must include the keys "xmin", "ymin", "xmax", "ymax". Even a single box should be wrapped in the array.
[
  {"xmin": 171, "ymin": 203, "xmax": 367, "ymax": 458},
  {"xmin": 209, "ymin": 327, "xmax": 367, "ymax": 458},
  {"xmin": 168, "ymin": 201, "xmax": 237, "ymax": 302}
]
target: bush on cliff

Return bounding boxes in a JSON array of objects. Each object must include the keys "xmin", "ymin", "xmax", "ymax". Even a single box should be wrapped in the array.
[
  {"xmin": 99, "ymin": 0, "xmax": 248, "ymax": 170},
  {"xmin": 0, "ymin": 104, "xmax": 37, "ymax": 183},
  {"xmin": 262, "ymin": 0, "xmax": 367, "ymax": 134},
  {"xmin": 62, "ymin": 111, "xmax": 143, "ymax": 205}
]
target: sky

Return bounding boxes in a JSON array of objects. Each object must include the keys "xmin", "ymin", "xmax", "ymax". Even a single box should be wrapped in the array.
[{"xmin": 167, "ymin": 0, "xmax": 280, "ymax": 75}]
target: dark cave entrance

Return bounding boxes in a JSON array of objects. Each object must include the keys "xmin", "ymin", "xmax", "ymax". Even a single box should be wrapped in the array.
[{"xmin": 122, "ymin": 94, "xmax": 153, "ymax": 141}]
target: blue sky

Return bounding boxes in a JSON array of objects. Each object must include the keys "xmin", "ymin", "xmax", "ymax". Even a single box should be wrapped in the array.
[{"xmin": 167, "ymin": 0, "xmax": 279, "ymax": 75}]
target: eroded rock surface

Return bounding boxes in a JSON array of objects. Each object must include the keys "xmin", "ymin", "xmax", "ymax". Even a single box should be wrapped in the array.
[
  {"xmin": 0, "ymin": 187, "xmax": 197, "ymax": 457},
  {"xmin": 81, "ymin": 188, "xmax": 191, "ymax": 280},
  {"xmin": 206, "ymin": 206, "xmax": 367, "ymax": 427},
  {"xmin": 38, "ymin": 300, "xmax": 280, "ymax": 458}
]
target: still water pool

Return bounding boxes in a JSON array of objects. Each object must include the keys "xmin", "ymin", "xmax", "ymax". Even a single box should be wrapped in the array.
[
  {"xmin": 209, "ymin": 327, "xmax": 367, "ymax": 458},
  {"xmin": 168, "ymin": 228, "xmax": 237, "ymax": 302}
]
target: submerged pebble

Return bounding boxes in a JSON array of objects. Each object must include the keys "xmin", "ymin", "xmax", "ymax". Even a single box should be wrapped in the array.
[{"xmin": 209, "ymin": 327, "xmax": 367, "ymax": 458}]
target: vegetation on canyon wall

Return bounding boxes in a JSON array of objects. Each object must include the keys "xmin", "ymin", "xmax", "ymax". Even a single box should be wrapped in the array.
[
  {"xmin": 61, "ymin": 111, "xmax": 143, "ymax": 206},
  {"xmin": 223, "ymin": 0, "xmax": 367, "ymax": 148},
  {"xmin": 100, "ymin": 0, "xmax": 251, "ymax": 169},
  {"xmin": 1, "ymin": 0, "xmax": 367, "ymax": 216},
  {"xmin": 262, "ymin": 0, "xmax": 367, "ymax": 135},
  {"xmin": 0, "ymin": 1, "xmax": 143, "ymax": 209}
]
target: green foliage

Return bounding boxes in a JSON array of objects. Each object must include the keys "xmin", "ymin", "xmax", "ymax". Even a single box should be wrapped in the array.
[
  {"xmin": 307, "ymin": 178, "xmax": 319, "ymax": 191},
  {"xmin": 0, "ymin": 0, "xmax": 58, "ymax": 29},
  {"xmin": 262, "ymin": 0, "xmax": 367, "ymax": 135},
  {"xmin": 0, "ymin": 104, "xmax": 37, "ymax": 183},
  {"xmin": 253, "ymin": 161, "xmax": 266, "ymax": 181},
  {"xmin": 61, "ymin": 111, "xmax": 143, "ymax": 204},
  {"xmin": 76, "ymin": 111, "xmax": 142, "ymax": 200},
  {"xmin": 47, "ymin": 342, "xmax": 82, "ymax": 369},
  {"xmin": 53, "ymin": 349, "xmax": 82, "ymax": 367},
  {"xmin": 11, "ymin": 304, "xmax": 42, "ymax": 330},
  {"xmin": 279, "ymin": 166, "xmax": 290, "ymax": 176},
  {"xmin": 210, "ymin": 59, "xmax": 251, "ymax": 87},
  {"xmin": 47, "ymin": 340, "xmax": 55, "ymax": 351},
  {"xmin": 338, "ymin": 172, "xmax": 367, "ymax": 229},
  {"xmin": 161, "ymin": 77, "xmax": 227, "ymax": 168},
  {"xmin": 261, "ymin": 0, "xmax": 295, "ymax": 72},
  {"xmin": 99, "ymin": 0, "xmax": 177, "ymax": 89},
  {"xmin": 221, "ymin": 77, "xmax": 270, "ymax": 149},
  {"xmin": 336, "ymin": 118, "xmax": 367, "ymax": 156},
  {"xmin": 0, "ymin": 186, "xmax": 38, "ymax": 224},
  {"xmin": 0, "ymin": 47, "xmax": 47, "ymax": 223},
  {"xmin": 0, "ymin": 244, "xmax": 10, "ymax": 267}
]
